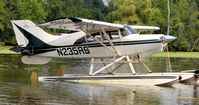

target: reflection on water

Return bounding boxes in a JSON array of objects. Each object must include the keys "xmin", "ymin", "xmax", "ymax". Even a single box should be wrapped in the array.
[
  {"xmin": 145, "ymin": 57, "xmax": 199, "ymax": 72},
  {"xmin": 0, "ymin": 54, "xmax": 199, "ymax": 105}
]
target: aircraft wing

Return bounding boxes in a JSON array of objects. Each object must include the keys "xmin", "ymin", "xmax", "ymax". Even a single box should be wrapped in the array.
[
  {"xmin": 39, "ymin": 17, "xmax": 124, "ymax": 33},
  {"xmin": 39, "ymin": 17, "xmax": 160, "ymax": 34},
  {"xmin": 129, "ymin": 25, "xmax": 160, "ymax": 33},
  {"xmin": 39, "ymin": 18, "xmax": 79, "ymax": 31},
  {"xmin": 130, "ymin": 25, "xmax": 160, "ymax": 30}
]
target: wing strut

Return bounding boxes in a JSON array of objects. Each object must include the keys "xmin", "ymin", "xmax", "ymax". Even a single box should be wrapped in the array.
[
  {"xmin": 101, "ymin": 28, "xmax": 120, "ymax": 55},
  {"xmin": 89, "ymin": 57, "xmax": 94, "ymax": 75},
  {"xmin": 79, "ymin": 28, "xmax": 119, "ymax": 56},
  {"xmin": 126, "ymin": 56, "xmax": 136, "ymax": 74}
]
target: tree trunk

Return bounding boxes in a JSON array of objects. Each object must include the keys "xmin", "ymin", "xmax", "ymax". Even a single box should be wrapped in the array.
[{"xmin": 191, "ymin": 37, "xmax": 199, "ymax": 51}]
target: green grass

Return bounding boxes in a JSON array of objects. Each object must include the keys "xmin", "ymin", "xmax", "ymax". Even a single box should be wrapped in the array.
[
  {"xmin": 0, "ymin": 46, "xmax": 17, "ymax": 54},
  {"xmin": 152, "ymin": 52, "xmax": 199, "ymax": 58}
]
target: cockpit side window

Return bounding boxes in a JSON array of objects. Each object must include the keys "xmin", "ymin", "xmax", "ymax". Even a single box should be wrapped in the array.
[{"xmin": 74, "ymin": 36, "xmax": 87, "ymax": 44}]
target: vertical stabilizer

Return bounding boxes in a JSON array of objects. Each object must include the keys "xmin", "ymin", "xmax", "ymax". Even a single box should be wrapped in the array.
[{"xmin": 11, "ymin": 20, "xmax": 57, "ymax": 47}]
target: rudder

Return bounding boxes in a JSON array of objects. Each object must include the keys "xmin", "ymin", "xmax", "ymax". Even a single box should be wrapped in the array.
[{"xmin": 11, "ymin": 20, "xmax": 57, "ymax": 47}]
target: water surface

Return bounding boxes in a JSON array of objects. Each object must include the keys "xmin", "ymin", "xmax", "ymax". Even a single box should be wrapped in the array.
[{"xmin": 0, "ymin": 54, "xmax": 199, "ymax": 105}]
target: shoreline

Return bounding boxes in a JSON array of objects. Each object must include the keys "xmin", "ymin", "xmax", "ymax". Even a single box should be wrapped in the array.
[
  {"xmin": 152, "ymin": 52, "xmax": 199, "ymax": 58},
  {"xmin": 0, "ymin": 46, "xmax": 17, "ymax": 54},
  {"xmin": 0, "ymin": 46, "xmax": 199, "ymax": 58}
]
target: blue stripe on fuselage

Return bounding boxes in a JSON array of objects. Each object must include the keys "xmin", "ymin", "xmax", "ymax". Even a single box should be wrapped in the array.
[{"xmin": 75, "ymin": 39, "xmax": 161, "ymax": 47}]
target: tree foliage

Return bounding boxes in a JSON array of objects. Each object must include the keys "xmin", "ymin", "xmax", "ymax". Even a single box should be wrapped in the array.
[
  {"xmin": 44, "ymin": 0, "xmax": 106, "ymax": 21},
  {"xmin": 169, "ymin": 0, "xmax": 199, "ymax": 51},
  {"xmin": 107, "ymin": 0, "xmax": 199, "ymax": 51},
  {"xmin": 0, "ymin": 0, "xmax": 47, "ymax": 42},
  {"xmin": 106, "ymin": 0, "xmax": 163, "ymax": 26},
  {"xmin": 0, "ymin": 0, "xmax": 4, "ymax": 31},
  {"xmin": 16, "ymin": 0, "xmax": 47, "ymax": 23},
  {"xmin": 0, "ymin": 0, "xmax": 198, "ymax": 51}
]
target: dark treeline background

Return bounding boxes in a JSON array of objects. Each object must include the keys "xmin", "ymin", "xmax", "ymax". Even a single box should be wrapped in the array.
[{"xmin": 0, "ymin": 0, "xmax": 198, "ymax": 51}]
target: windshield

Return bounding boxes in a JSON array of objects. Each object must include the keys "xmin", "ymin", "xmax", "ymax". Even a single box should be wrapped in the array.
[{"xmin": 123, "ymin": 25, "xmax": 137, "ymax": 35}]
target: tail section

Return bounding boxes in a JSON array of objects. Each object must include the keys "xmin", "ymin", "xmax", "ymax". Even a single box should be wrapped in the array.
[
  {"xmin": 11, "ymin": 20, "xmax": 57, "ymax": 64},
  {"xmin": 11, "ymin": 20, "xmax": 57, "ymax": 47},
  {"xmin": 11, "ymin": 20, "xmax": 86, "ymax": 64},
  {"xmin": 11, "ymin": 20, "xmax": 86, "ymax": 47}
]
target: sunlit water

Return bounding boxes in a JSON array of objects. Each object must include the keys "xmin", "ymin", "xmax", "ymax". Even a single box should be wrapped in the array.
[{"xmin": 0, "ymin": 54, "xmax": 199, "ymax": 105}]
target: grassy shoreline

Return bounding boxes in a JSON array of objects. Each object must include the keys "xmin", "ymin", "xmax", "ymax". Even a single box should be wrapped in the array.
[
  {"xmin": 0, "ymin": 46, "xmax": 199, "ymax": 58},
  {"xmin": 0, "ymin": 46, "xmax": 17, "ymax": 54},
  {"xmin": 152, "ymin": 52, "xmax": 199, "ymax": 58}
]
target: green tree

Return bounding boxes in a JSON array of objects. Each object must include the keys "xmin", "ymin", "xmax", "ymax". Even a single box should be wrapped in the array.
[
  {"xmin": 106, "ymin": 0, "xmax": 139, "ymax": 24},
  {"xmin": 42, "ymin": 0, "xmax": 65, "ymax": 20},
  {"xmin": 1, "ymin": 0, "xmax": 47, "ymax": 43},
  {"xmin": 170, "ymin": 0, "xmax": 199, "ymax": 51},
  {"xmin": 16, "ymin": 0, "xmax": 47, "ymax": 23},
  {"xmin": 107, "ymin": 0, "xmax": 199, "ymax": 51},
  {"xmin": 106, "ymin": 0, "xmax": 163, "ymax": 26},
  {"xmin": 151, "ymin": 0, "xmax": 168, "ymax": 34},
  {"xmin": 0, "ymin": 0, "xmax": 4, "ymax": 42},
  {"xmin": 0, "ymin": 0, "xmax": 4, "ymax": 32},
  {"xmin": 44, "ymin": 0, "xmax": 105, "ymax": 21},
  {"xmin": 0, "ymin": 0, "xmax": 106, "ymax": 43},
  {"xmin": 0, "ymin": 0, "xmax": 198, "ymax": 51},
  {"xmin": 1, "ymin": 0, "xmax": 18, "ymax": 42}
]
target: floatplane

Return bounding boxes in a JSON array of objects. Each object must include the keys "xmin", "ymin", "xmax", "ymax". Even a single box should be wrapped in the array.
[{"xmin": 10, "ymin": 17, "xmax": 197, "ymax": 86}]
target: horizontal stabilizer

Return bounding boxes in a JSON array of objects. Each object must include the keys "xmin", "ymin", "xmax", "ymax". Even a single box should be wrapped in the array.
[
  {"xmin": 10, "ymin": 46, "xmax": 21, "ymax": 53},
  {"xmin": 22, "ymin": 56, "xmax": 52, "ymax": 64}
]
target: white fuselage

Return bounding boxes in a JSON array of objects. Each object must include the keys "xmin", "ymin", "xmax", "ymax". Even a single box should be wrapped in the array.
[
  {"xmin": 12, "ymin": 19, "xmax": 176, "ymax": 64},
  {"xmin": 35, "ymin": 34, "xmax": 164, "ymax": 58}
]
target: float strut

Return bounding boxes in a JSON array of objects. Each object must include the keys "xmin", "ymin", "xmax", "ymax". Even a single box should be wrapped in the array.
[
  {"xmin": 126, "ymin": 56, "xmax": 136, "ymax": 74},
  {"xmin": 136, "ymin": 58, "xmax": 152, "ymax": 73},
  {"xmin": 89, "ymin": 57, "xmax": 94, "ymax": 75},
  {"xmin": 91, "ymin": 56, "xmax": 125, "ymax": 76}
]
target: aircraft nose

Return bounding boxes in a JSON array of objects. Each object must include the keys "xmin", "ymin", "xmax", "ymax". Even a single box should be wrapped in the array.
[{"xmin": 160, "ymin": 35, "xmax": 176, "ymax": 43}]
